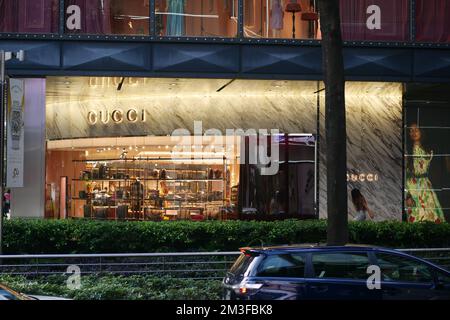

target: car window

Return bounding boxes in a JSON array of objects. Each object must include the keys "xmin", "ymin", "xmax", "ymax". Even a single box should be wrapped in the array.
[
  {"xmin": 376, "ymin": 253, "xmax": 433, "ymax": 283},
  {"xmin": 436, "ymin": 271, "xmax": 450, "ymax": 284},
  {"xmin": 229, "ymin": 254, "xmax": 255, "ymax": 277},
  {"xmin": 311, "ymin": 252, "xmax": 371, "ymax": 280},
  {"xmin": 256, "ymin": 253, "xmax": 306, "ymax": 278},
  {"xmin": 0, "ymin": 289, "xmax": 20, "ymax": 300}
]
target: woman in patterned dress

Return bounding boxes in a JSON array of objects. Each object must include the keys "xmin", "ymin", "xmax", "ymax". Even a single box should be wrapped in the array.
[{"xmin": 405, "ymin": 123, "xmax": 446, "ymax": 223}]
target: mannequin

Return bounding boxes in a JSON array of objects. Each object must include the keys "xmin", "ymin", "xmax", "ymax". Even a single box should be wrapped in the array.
[
  {"xmin": 166, "ymin": 0, "xmax": 186, "ymax": 36},
  {"xmin": 131, "ymin": 178, "xmax": 144, "ymax": 217},
  {"xmin": 270, "ymin": 0, "xmax": 284, "ymax": 38}
]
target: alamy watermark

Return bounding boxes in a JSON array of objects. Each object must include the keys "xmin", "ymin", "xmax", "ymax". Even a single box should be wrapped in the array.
[
  {"xmin": 170, "ymin": 121, "xmax": 280, "ymax": 176},
  {"xmin": 66, "ymin": 265, "xmax": 81, "ymax": 290}
]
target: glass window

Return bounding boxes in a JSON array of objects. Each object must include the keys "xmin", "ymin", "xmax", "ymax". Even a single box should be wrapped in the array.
[
  {"xmin": 376, "ymin": 253, "xmax": 433, "ymax": 283},
  {"xmin": 311, "ymin": 252, "xmax": 371, "ymax": 280},
  {"xmin": 65, "ymin": 0, "xmax": 150, "ymax": 35},
  {"xmin": 156, "ymin": 0, "xmax": 238, "ymax": 37},
  {"xmin": 340, "ymin": 0, "xmax": 409, "ymax": 41},
  {"xmin": 0, "ymin": 0, "xmax": 59, "ymax": 33},
  {"xmin": 239, "ymin": 134, "xmax": 315, "ymax": 219},
  {"xmin": 415, "ymin": 0, "xmax": 450, "ymax": 43},
  {"xmin": 256, "ymin": 253, "xmax": 306, "ymax": 277},
  {"xmin": 230, "ymin": 254, "xmax": 255, "ymax": 276},
  {"xmin": 436, "ymin": 271, "xmax": 450, "ymax": 285},
  {"xmin": 244, "ymin": 0, "xmax": 320, "ymax": 39},
  {"xmin": 404, "ymin": 105, "xmax": 450, "ymax": 224}
]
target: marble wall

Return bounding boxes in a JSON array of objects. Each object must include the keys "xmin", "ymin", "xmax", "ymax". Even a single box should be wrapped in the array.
[{"xmin": 318, "ymin": 83, "xmax": 403, "ymax": 221}]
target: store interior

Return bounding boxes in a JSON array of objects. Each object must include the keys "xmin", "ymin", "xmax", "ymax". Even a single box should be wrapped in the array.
[
  {"xmin": 46, "ymin": 135, "xmax": 241, "ymax": 221},
  {"xmin": 45, "ymin": 76, "xmax": 319, "ymax": 221}
]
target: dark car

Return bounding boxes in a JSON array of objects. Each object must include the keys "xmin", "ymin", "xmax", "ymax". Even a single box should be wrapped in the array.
[
  {"xmin": 222, "ymin": 244, "xmax": 450, "ymax": 300},
  {"xmin": 0, "ymin": 283, "xmax": 69, "ymax": 300}
]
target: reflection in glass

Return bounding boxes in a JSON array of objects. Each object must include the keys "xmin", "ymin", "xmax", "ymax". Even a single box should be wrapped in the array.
[
  {"xmin": 239, "ymin": 134, "xmax": 316, "ymax": 219},
  {"xmin": 415, "ymin": 0, "xmax": 450, "ymax": 43},
  {"xmin": 405, "ymin": 124, "xmax": 446, "ymax": 223},
  {"xmin": 244, "ymin": 0, "xmax": 320, "ymax": 39},
  {"xmin": 65, "ymin": 0, "xmax": 150, "ymax": 35},
  {"xmin": 340, "ymin": 0, "xmax": 409, "ymax": 41},
  {"xmin": 0, "ymin": 0, "xmax": 59, "ymax": 33},
  {"xmin": 157, "ymin": 0, "xmax": 238, "ymax": 37}
]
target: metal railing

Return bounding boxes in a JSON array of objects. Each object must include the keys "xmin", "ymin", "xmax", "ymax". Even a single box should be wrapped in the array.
[
  {"xmin": 0, "ymin": 252, "xmax": 240, "ymax": 280},
  {"xmin": 0, "ymin": 248, "xmax": 448, "ymax": 280}
]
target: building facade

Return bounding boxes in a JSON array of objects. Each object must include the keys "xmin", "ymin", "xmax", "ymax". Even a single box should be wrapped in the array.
[{"xmin": 1, "ymin": 0, "xmax": 449, "ymax": 223}]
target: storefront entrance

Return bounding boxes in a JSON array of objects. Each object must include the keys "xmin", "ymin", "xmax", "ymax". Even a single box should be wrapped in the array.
[{"xmin": 45, "ymin": 77, "xmax": 319, "ymax": 221}]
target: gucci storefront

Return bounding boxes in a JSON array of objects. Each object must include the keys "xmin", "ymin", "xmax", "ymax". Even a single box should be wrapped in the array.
[{"xmin": 8, "ymin": 77, "xmax": 407, "ymax": 222}]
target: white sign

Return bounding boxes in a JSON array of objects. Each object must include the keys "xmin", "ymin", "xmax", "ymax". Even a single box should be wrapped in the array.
[
  {"xmin": 7, "ymin": 78, "xmax": 25, "ymax": 188},
  {"xmin": 366, "ymin": 5, "xmax": 381, "ymax": 30}
]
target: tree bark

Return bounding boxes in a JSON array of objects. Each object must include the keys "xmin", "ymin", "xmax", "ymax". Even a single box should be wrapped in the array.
[{"xmin": 317, "ymin": 0, "xmax": 348, "ymax": 245}]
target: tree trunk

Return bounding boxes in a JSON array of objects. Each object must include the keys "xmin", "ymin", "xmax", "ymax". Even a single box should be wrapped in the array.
[{"xmin": 317, "ymin": 0, "xmax": 348, "ymax": 245}]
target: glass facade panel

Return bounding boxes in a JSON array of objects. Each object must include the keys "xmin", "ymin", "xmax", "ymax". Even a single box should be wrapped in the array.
[
  {"xmin": 404, "ymin": 105, "xmax": 450, "ymax": 224},
  {"xmin": 243, "ymin": 0, "xmax": 320, "ymax": 39},
  {"xmin": 64, "ymin": 0, "xmax": 150, "ymax": 35},
  {"xmin": 156, "ymin": 0, "xmax": 238, "ymax": 37},
  {"xmin": 0, "ymin": 0, "xmax": 59, "ymax": 33},
  {"xmin": 415, "ymin": 0, "xmax": 450, "ymax": 43},
  {"xmin": 340, "ymin": 0, "xmax": 409, "ymax": 41},
  {"xmin": 239, "ymin": 134, "xmax": 316, "ymax": 219}
]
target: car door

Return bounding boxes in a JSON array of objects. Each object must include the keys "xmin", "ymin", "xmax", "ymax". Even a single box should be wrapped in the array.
[
  {"xmin": 375, "ymin": 252, "xmax": 440, "ymax": 300},
  {"xmin": 431, "ymin": 269, "xmax": 450, "ymax": 300},
  {"xmin": 248, "ymin": 252, "xmax": 308, "ymax": 300},
  {"xmin": 306, "ymin": 251, "xmax": 382, "ymax": 300}
]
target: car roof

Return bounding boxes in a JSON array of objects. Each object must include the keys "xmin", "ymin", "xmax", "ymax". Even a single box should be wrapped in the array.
[{"xmin": 240, "ymin": 243, "xmax": 386, "ymax": 254}]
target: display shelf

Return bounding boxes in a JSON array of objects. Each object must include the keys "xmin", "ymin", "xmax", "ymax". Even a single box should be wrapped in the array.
[
  {"xmin": 72, "ymin": 178, "xmax": 224, "ymax": 182},
  {"xmin": 70, "ymin": 156, "xmax": 230, "ymax": 220}
]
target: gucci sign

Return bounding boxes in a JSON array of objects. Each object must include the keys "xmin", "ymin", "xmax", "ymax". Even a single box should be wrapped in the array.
[
  {"xmin": 87, "ymin": 109, "xmax": 146, "ymax": 125},
  {"xmin": 347, "ymin": 173, "xmax": 379, "ymax": 183}
]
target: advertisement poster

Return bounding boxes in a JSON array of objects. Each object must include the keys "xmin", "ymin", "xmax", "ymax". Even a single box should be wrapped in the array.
[
  {"xmin": 405, "ymin": 105, "xmax": 450, "ymax": 224},
  {"xmin": 6, "ymin": 78, "xmax": 25, "ymax": 188}
]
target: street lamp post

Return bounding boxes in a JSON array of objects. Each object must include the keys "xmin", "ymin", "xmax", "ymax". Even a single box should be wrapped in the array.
[{"xmin": 0, "ymin": 50, "xmax": 25, "ymax": 256}]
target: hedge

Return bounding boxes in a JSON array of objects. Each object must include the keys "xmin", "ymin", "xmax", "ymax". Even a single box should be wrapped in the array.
[
  {"xmin": 0, "ymin": 274, "xmax": 222, "ymax": 300},
  {"xmin": 2, "ymin": 219, "xmax": 450, "ymax": 254}
]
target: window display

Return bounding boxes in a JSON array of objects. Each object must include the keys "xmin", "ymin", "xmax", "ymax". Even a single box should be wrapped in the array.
[
  {"xmin": 65, "ymin": 0, "xmax": 150, "ymax": 35},
  {"xmin": 71, "ymin": 155, "xmax": 231, "ymax": 221},
  {"xmin": 415, "ymin": 0, "xmax": 450, "ymax": 43},
  {"xmin": 340, "ymin": 0, "xmax": 409, "ymax": 41},
  {"xmin": 244, "ymin": 0, "xmax": 320, "ymax": 39},
  {"xmin": 0, "ymin": 0, "xmax": 59, "ymax": 33},
  {"xmin": 157, "ymin": 0, "xmax": 238, "ymax": 37},
  {"xmin": 404, "ymin": 105, "xmax": 450, "ymax": 224}
]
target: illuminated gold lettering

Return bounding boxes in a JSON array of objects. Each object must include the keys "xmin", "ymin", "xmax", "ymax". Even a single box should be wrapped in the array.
[
  {"xmin": 126, "ymin": 109, "xmax": 138, "ymax": 122},
  {"xmin": 112, "ymin": 110, "xmax": 123, "ymax": 123},
  {"xmin": 87, "ymin": 111, "xmax": 97, "ymax": 125},
  {"xmin": 99, "ymin": 110, "xmax": 110, "ymax": 124}
]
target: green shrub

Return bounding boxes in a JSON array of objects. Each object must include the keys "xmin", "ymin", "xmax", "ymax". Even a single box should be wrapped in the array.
[
  {"xmin": 0, "ymin": 274, "xmax": 222, "ymax": 300},
  {"xmin": 3, "ymin": 219, "xmax": 450, "ymax": 254}
]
